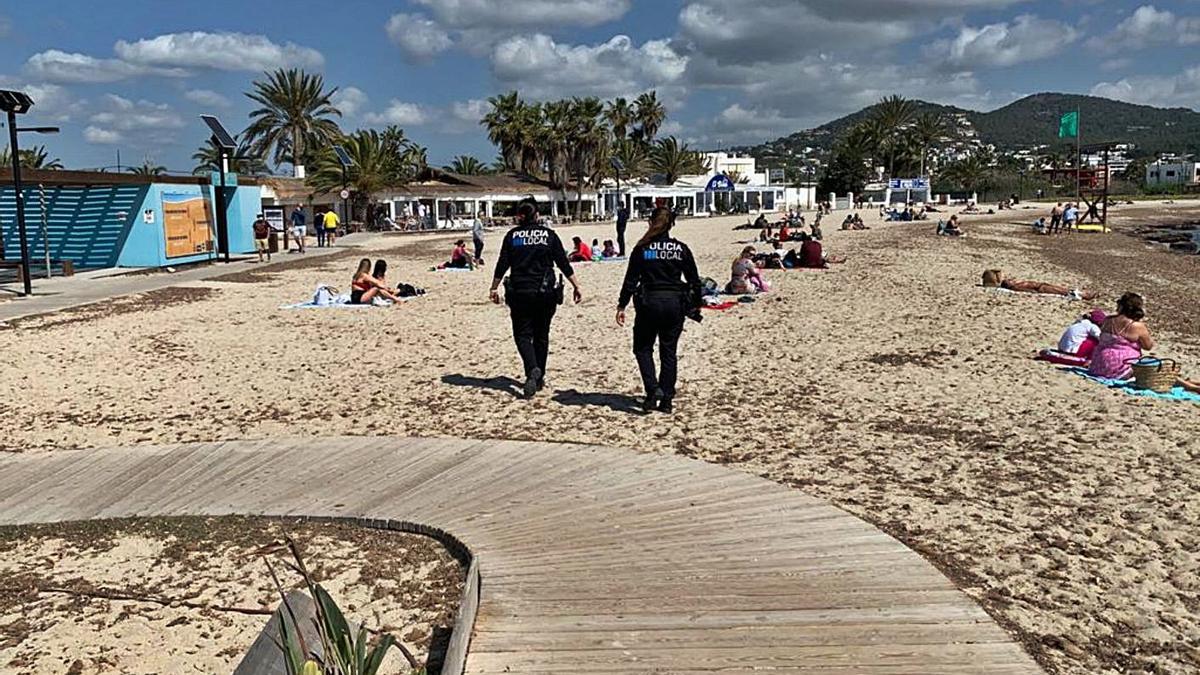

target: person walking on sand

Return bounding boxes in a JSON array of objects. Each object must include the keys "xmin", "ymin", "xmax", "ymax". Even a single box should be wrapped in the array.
[
  {"xmin": 290, "ymin": 206, "xmax": 307, "ymax": 253},
  {"xmin": 1062, "ymin": 202, "xmax": 1078, "ymax": 234},
  {"xmin": 490, "ymin": 198, "xmax": 583, "ymax": 398},
  {"xmin": 1050, "ymin": 203, "xmax": 1062, "ymax": 234},
  {"xmin": 323, "ymin": 209, "xmax": 340, "ymax": 246},
  {"xmin": 252, "ymin": 213, "xmax": 271, "ymax": 263},
  {"xmin": 617, "ymin": 207, "xmax": 702, "ymax": 414}
]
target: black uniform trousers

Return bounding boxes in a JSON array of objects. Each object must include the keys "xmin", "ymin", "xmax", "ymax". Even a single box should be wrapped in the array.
[
  {"xmin": 616, "ymin": 222, "xmax": 627, "ymax": 257},
  {"xmin": 474, "ymin": 236, "xmax": 484, "ymax": 262},
  {"xmin": 508, "ymin": 292, "xmax": 558, "ymax": 378},
  {"xmin": 632, "ymin": 292, "xmax": 686, "ymax": 399}
]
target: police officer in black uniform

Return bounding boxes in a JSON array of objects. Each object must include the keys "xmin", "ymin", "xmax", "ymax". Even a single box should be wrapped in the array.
[
  {"xmin": 490, "ymin": 200, "xmax": 583, "ymax": 398},
  {"xmin": 616, "ymin": 207, "xmax": 701, "ymax": 413}
]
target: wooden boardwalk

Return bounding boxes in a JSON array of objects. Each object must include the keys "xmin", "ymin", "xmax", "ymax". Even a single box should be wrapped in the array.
[{"xmin": 0, "ymin": 437, "xmax": 1041, "ymax": 674}]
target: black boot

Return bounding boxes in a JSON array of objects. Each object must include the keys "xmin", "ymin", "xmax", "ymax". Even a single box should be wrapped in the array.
[
  {"xmin": 642, "ymin": 388, "xmax": 662, "ymax": 413},
  {"xmin": 523, "ymin": 367, "xmax": 542, "ymax": 399},
  {"xmin": 658, "ymin": 397, "xmax": 674, "ymax": 414}
]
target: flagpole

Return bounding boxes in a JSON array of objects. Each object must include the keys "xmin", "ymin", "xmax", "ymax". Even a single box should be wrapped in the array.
[{"xmin": 1080, "ymin": 107, "xmax": 1089, "ymax": 199}]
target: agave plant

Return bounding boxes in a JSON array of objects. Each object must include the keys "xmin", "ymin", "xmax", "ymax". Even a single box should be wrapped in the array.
[{"xmin": 263, "ymin": 538, "xmax": 422, "ymax": 675}]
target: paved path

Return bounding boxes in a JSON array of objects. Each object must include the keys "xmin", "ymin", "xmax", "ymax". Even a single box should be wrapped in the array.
[
  {"xmin": 0, "ymin": 237, "xmax": 362, "ymax": 324},
  {"xmin": 0, "ymin": 437, "xmax": 1041, "ymax": 674}
]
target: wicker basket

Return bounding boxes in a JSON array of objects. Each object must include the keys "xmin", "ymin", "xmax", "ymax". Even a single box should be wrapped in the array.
[{"xmin": 1129, "ymin": 358, "xmax": 1180, "ymax": 393}]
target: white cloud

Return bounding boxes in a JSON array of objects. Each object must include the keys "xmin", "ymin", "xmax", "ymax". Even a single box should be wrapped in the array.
[
  {"xmin": 90, "ymin": 95, "xmax": 185, "ymax": 132},
  {"xmin": 0, "ymin": 79, "xmax": 84, "ymax": 123},
  {"xmin": 364, "ymin": 100, "xmax": 429, "ymax": 126},
  {"xmin": 84, "ymin": 126, "xmax": 123, "ymax": 144},
  {"xmin": 25, "ymin": 49, "xmax": 187, "ymax": 83},
  {"xmin": 1097, "ymin": 5, "xmax": 1200, "ymax": 50},
  {"xmin": 491, "ymin": 33, "xmax": 686, "ymax": 99},
  {"xmin": 678, "ymin": 0, "xmax": 918, "ymax": 64},
  {"xmin": 184, "ymin": 89, "xmax": 230, "ymax": 108},
  {"xmin": 1091, "ymin": 66, "xmax": 1200, "ymax": 108},
  {"xmin": 114, "ymin": 31, "xmax": 324, "ymax": 71},
  {"xmin": 451, "ymin": 98, "xmax": 489, "ymax": 124},
  {"xmin": 413, "ymin": 0, "xmax": 630, "ymax": 29},
  {"xmin": 926, "ymin": 15, "xmax": 1077, "ymax": 70},
  {"xmin": 332, "ymin": 86, "xmax": 369, "ymax": 116},
  {"xmin": 386, "ymin": 13, "xmax": 454, "ymax": 62}
]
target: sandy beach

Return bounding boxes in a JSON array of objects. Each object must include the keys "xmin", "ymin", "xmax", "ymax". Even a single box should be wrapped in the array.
[
  {"xmin": 0, "ymin": 517, "xmax": 463, "ymax": 674},
  {"xmin": 1, "ymin": 204, "xmax": 1198, "ymax": 673}
]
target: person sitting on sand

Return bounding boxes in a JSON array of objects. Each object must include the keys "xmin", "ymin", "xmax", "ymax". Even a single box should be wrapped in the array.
[
  {"xmin": 1088, "ymin": 293, "xmax": 1153, "ymax": 380},
  {"xmin": 728, "ymin": 246, "xmax": 766, "ymax": 294},
  {"xmin": 981, "ymin": 269, "xmax": 1097, "ymax": 300},
  {"xmin": 938, "ymin": 215, "xmax": 964, "ymax": 236},
  {"xmin": 591, "ymin": 238, "xmax": 603, "ymax": 261},
  {"xmin": 1058, "ymin": 308, "xmax": 1107, "ymax": 359},
  {"xmin": 1032, "ymin": 217, "xmax": 1048, "ymax": 235},
  {"xmin": 778, "ymin": 221, "xmax": 791, "ymax": 243},
  {"xmin": 350, "ymin": 258, "xmax": 403, "ymax": 305},
  {"xmin": 566, "ymin": 236, "xmax": 592, "ymax": 262},
  {"xmin": 448, "ymin": 240, "xmax": 473, "ymax": 268},
  {"xmin": 602, "ymin": 240, "xmax": 619, "ymax": 258}
]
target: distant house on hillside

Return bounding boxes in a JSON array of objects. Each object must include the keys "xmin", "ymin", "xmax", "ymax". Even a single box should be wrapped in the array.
[{"xmin": 1145, "ymin": 161, "xmax": 1200, "ymax": 189}]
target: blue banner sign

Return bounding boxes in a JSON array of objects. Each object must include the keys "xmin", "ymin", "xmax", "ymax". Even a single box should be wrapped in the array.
[
  {"xmin": 888, "ymin": 178, "xmax": 928, "ymax": 190},
  {"xmin": 706, "ymin": 174, "xmax": 735, "ymax": 192}
]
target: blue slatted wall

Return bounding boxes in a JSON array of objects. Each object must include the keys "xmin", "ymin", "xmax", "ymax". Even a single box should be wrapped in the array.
[{"xmin": 0, "ymin": 183, "xmax": 146, "ymax": 270}]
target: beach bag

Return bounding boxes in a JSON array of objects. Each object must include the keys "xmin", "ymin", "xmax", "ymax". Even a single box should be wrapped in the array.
[
  {"xmin": 700, "ymin": 277, "xmax": 720, "ymax": 297},
  {"xmin": 1128, "ymin": 357, "xmax": 1181, "ymax": 393},
  {"xmin": 312, "ymin": 285, "xmax": 337, "ymax": 306}
]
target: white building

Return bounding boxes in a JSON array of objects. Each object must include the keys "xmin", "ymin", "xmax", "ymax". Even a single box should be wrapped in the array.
[{"xmin": 1146, "ymin": 161, "xmax": 1200, "ymax": 187}]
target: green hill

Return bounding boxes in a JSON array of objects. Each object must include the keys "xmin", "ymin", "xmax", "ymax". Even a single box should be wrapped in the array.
[{"xmin": 740, "ymin": 93, "xmax": 1200, "ymax": 159}]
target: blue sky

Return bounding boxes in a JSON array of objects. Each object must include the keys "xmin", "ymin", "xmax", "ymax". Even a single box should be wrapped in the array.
[{"xmin": 4, "ymin": 0, "xmax": 1200, "ymax": 172}]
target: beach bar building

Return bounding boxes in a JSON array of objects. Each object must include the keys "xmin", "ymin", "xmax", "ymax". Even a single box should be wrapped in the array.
[
  {"xmin": 382, "ymin": 168, "xmax": 600, "ymax": 226},
  {"xmin": 0, "ymin": 169, "xmax": 261, "ymax": 272}
]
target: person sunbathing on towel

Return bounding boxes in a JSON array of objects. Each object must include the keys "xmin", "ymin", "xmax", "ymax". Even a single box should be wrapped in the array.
[
  {"xmin": 982, "ymin": 270, "xmax": 1097, "ymax": 300},
  {"xmin": 350, "ymin": 258, "xmax": 404, "ymax": 305}
]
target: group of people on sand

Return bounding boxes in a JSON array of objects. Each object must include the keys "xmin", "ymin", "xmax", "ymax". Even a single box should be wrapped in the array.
[
  {"xmin": 1049, "ymin": 292, "xmax": 1200, "ymax": 392},
  {"xmin": 568, "ymin": 237, "xmax": 621, "ymax": 262},
  {"xmin": 349, "ymin": 258, "xmax": 423, "ymax": 305},
  {"xmin": 841, "ymin": 213, "xmax": 869, "ymax": 230}
]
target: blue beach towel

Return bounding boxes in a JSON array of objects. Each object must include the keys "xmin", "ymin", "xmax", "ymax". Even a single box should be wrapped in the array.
[{"xmin": 1064, "ymin": 367, "xmax": 1200, "ymax": 403}]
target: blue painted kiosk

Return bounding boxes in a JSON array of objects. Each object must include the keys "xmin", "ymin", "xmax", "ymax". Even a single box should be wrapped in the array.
[{"xmin": 0, "ymin": 168, "xmax": 261, "ymax": 272}]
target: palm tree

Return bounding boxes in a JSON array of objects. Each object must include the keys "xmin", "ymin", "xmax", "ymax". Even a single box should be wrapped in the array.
[
  {"xmin": 538, "ymin": 99, "xmax": 573, "ymax": 189},
  {"xmin": 912, "ymin": 112, "xmax": 949, "ymax": 179},
  {"xmin": 632, "ymin": 91, "xmax": 666, "ymax": 143},
  {"xmin": 308, "ymin": 129, "xmax": 424, "ymax": 221},
  {"xmin": 872, "ymin": 95, "xmax": 918, "ymax": 177},
  {"xmin": 942, "ymin": 151, "xmax": 995, "ymax": 199},
  {"xmin": 243, "ymin": 68, "xmax": 343, "ymax": 174},
  {"xmin": 128, "ymin": 161, "xmax": 166, "ymax": 177},
  {"xmin": 649, "ymin": 136, "xmax": 706, "ymax": 185},
  {"xmin": 723, "ymin": 169, "xmax": 751, "ymax": 185},
  {"xmin": 605, "ymin": 97, "xmax": 634, "ymax": 140},
  {"xmin": 445, "ymin": 155, "xmax": 486, "ymax": 175},
  {"xmin": 191, "ymin": 137, "xmax": 269, "ymax": 176},
  {"xmin": 567, "ymin": 97, "xmax": 608, "ymax": 219},
  {"xmin": 482, "ymin": 91, "xmax": 540, "ymax": 173},
  {"xmin": 3, "ymin": 144, "xmax": 64, "ymax": 170},
  {"xmin": 611, "ymin": 138, "xmax": 648, "ymax": 180}
]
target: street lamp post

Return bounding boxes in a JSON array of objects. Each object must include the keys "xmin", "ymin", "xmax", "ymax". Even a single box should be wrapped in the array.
[{"xmin": 2, "ymin": 90, "xmax": 60, "ymax": 296}]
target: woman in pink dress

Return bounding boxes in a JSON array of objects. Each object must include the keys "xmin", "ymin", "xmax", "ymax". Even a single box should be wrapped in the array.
[{"xmin": 1088, "ymin": 293, "xmax": 1155, "ymax": 380}]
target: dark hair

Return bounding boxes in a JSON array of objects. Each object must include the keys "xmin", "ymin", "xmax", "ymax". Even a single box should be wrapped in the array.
[
  {"xmin": 454, "ymin": 239, "xmax": 465, "ymax": 246},
  {"xmin": 1117, "ymin": 292, "xmax": 1145, "ymax": 321},
  {"xmin": 636, "ymin": 207, "xmax": 674, "ymax": 248},
  {"xmin": 516, "ymin": 198, "xmax": 538, "ymax": 225},
  {"xmin": 372, "ymin": 259, "xmax": 387, "ymax": 278},
  {"xmin": 572, "ymin": 236, "xmax": 582, "ymax": 244},
  {"xmin": 355, "ymin": 258, "xmax": 372, "ymax": 276}
]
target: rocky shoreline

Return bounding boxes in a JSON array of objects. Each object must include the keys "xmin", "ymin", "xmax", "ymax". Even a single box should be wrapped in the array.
[{"xmin": 1122, "ymin": 220, "xmax": 1199, "ymax": 254}]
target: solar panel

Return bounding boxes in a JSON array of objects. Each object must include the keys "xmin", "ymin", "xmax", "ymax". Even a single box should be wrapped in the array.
[
  {"xmin": 0, "ymin": 90, "xmax": 34, "ymax": 114},
  {"xmin": 333, "ymin": 145, "xmax": 354, "ymax": 168},
  {"xmin": 201, "ymin": 115, "xmax": 237, "ymax": 150}
]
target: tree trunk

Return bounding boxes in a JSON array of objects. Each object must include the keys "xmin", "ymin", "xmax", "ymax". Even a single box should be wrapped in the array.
[{"xmin": 576, "ymin": 170, "xmax": 584, "ymax": 220}]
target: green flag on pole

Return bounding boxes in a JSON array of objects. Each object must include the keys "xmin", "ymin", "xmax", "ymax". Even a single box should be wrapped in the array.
[{"xmin": 1058, "ymin": 111, "xmax": 1079, "ymax": 138}]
